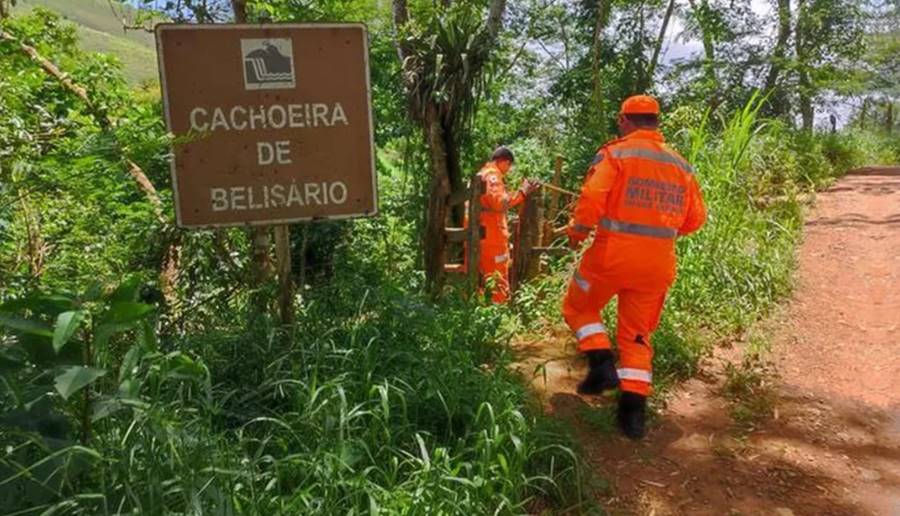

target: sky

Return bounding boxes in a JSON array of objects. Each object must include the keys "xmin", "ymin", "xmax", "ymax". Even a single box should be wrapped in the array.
[{"xmin": 660, "ymin": 0, "xmax": 774, "ymax": 63}]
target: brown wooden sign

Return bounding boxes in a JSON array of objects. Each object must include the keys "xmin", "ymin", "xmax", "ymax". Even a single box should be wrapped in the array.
[{"xmin": 155, "ymin": 23, "xmax": 377, "ymax": 228}]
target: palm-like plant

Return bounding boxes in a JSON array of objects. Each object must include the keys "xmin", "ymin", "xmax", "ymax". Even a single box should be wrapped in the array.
[{"xmin": 392, "ymin": 0, "xmax": 507, "ymax": 295}]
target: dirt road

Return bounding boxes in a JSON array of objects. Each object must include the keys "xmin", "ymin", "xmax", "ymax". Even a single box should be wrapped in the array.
[{"xmin": 516, "ymin": 167, "xmax": 900, "ymax": 515}]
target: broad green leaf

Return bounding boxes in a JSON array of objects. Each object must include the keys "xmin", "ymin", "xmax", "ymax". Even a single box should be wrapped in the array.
[
  {"xmin": 0, "ymin": 312, "xmax": 53, "ymax": 337},
  {"xmin": 82, "ymin": 281, "xmax": 105, "ymax": 302},
  {"xmin": 92, "ymin": 398, "xmax": 124, "ymax": 422},
  {"xmin": 0, "ymin": 346, "xmax": 25, "ymax": 373},
  {"xmin": 118, "ymin": 344, "xmax": 142, "ymax": 383},
  {"xmin": 53, "ymin": 310, "xmax": 86, "ymax": 353},
  {"xmin": 164, "ymin": 352, "xmax": 207, "ymax": 381},
  {"xmin": 138, "ymin": 319, "xmax": 159, "ymax": 352},
  {"xmin": 99, "ymin": 301, "xmax": 154, "ymax": 325},
  {"xmin": 95, "ymin": 302, "xmax": 155, "ymax": 348},
  {"xmin": 6, "ymin": 294, "xmax": 77, "ymax": 316},
  {"xmin": 107, "ymin": 277, "xmax": 143, "ymax": 303},
  {"xmin": 54, "ymin": 366, "xmax": 106, "ymax": 400}
]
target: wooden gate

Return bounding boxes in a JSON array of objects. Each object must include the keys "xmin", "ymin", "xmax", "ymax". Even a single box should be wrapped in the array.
[
  {"xmin": 442, "ymin": 177, "xmax": 485, "ymax": 295},
  {"xmin": 443, "ymin": 157, "xmax": 575, "ymax": 299}
]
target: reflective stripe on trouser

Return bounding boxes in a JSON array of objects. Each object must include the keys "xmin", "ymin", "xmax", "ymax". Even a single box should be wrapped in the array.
[
  {"xmin": 562, "ymin": 269, "xmax": 615, "ymax": 352},
  {"xmin": 479, "ymin": 247, "xmax": 510, "ymax": 304},
  {"xmin": 615, "ymin": 288, "xmax": 667, "ymax": 396},
  {"xmin": 562, "ymin": 266, "xmax": 668, "ymax": 396}
]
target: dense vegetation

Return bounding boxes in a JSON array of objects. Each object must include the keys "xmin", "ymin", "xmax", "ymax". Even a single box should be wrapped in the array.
[{"xmin": 1, "ymin": 1, "xmax": 898, "ymax": 514}]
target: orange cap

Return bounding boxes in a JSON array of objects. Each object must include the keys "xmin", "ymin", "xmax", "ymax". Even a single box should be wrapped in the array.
[{"xmin": 620, "ymin": 95, "xmax": 660, "ymax": 115}]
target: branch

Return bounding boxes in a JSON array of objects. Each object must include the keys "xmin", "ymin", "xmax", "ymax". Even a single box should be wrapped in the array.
[
  {"xmin": 2, "ymin": 31, "xmax": 91, "ymax": 103},
  {"xmin": 106, "ymin": 0, "xmax": 155, "ymax": 34},
  {"xmin": 500, "ymin": 0, "xmax": 556, "ymax": 76},
  {"xmin": 484, "ymin": 0, "xmax": 507, "ymax": 42},
  {"xmin": 230, "ymin": 0, "xmax": 247, "ymax": 23},
  {"xmin": 0, "ymin": 30, "xmax": 166, "ymax": 224},
  {"xmin": 647, "ymin": 0, "xmax": 676, "ymax": 82},
  {"xmin": 464, "ymin": 0, "xmax": 507, "ymax": 81}
]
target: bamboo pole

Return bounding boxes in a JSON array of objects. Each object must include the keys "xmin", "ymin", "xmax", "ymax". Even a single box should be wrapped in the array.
[{"xmin": 536, "ymin": 180, "xmax": 578, "ymax": 197}]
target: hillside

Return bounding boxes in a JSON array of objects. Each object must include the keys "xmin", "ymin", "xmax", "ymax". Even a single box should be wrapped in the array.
[{"xmin": 13, "ymin": 0, "xmax": 158, "ymax": 84}]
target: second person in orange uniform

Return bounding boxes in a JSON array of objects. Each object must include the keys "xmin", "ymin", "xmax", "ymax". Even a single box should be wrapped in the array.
[
  {"xmin": 477, "ymin": 146, "xmax": 538, "ymax": 303},
  {"xmin": 563, "ymin": 95, "xmax": 706, "ymax": 439}
]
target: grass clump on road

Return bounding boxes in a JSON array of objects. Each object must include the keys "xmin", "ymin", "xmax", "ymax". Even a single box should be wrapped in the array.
[{"xmin": 723, "ymin": 354, "xmax": 780, "ymax": 432}]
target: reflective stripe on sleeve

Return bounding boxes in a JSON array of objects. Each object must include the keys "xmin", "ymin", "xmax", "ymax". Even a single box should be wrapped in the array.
[
  {"xmin": 573, "ymin": 271, "xmax": 590, "ymax": 292},
  {"xmin": 494, "ymin": 254, "xmax": 509, "ymax": 264},
  {"xmin": 617, "ymin": 368, "xmax": 652, "ymax": 383},
  {"xmin": 610, "ymin": 148, "xmax": 694, "ymax": 174},
  {"xmin": 600, "ymin": 218, "xmax": 677, "ymax": 239},
  {"xmin": 575, "ymin": 322, "xmax": 607, "ymax": 341}
]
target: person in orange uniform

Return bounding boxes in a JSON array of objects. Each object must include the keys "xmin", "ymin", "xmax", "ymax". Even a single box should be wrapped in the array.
[
  {"xmin": 477, "ymin": 146, "xmax": 538, "ymax": 303},
  {"xmin": 563, "ymin": 95, "xmax": 706, "ymax": 439}
]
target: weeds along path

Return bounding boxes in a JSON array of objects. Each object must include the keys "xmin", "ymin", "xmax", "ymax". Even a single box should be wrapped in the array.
[{"xmin": 513, "ymin": 166, "xmax": 900, "ymax": 515}]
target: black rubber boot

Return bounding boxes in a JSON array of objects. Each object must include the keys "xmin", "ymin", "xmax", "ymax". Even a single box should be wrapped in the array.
[
  {"xmin": 618, "ymin": 391, "xmax": 647, "ymax": 440},
  {"xmin": 577, "ymin": 350, "xmax": 620, "ymax": 395}
]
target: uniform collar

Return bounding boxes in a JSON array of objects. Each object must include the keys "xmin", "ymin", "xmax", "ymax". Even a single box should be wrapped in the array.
[
  {"xmin": 483, "ymin": 160, "xmax": 504, "ymax": 174},
  {"xmin": 623, "ymin": 129, "xmax": 665, "ymax": 142}
]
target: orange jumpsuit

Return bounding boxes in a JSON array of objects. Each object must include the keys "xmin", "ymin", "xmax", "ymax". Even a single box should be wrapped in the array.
[
  {"xmin": 563, "ymin": 129, "xmax": 706, "ymax": 396},
  {"xmin": 477, "ymin": 161, "xmax": 525, "ymax": 303}
]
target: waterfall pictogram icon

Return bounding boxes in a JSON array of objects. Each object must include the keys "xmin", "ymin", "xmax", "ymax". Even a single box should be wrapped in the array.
[{"xmin": 241, "ymin": 39, "xmax": 295, "ymax": 90}]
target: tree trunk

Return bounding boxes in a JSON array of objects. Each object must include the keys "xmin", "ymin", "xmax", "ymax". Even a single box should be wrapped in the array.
[
  {"xmin": 697, "ymin": 0, "xmax": 716, "ymax": 87},
  {"xmin": 797, "ymin": 73, "xmax": 814, "ymax": 131},
  {"xmin": 274, "ymin": 225, "xmax": 294, "ymax": 327},
  {"xmin": 794, "ymin": 0, "xmax": 814, "ymax": 131},
  {"xmin": 646, "ymin": 0, "xmax": 676, "ymax": 86},
  {"xmin": 423, "ymin": 106, "xmax": 452, "ymax": 296},
  {"xmin": 231, "ymin": 0, "xmax": 247, "ymax": 21},
  {"xmin": 687, "ymin": 0, "xmax": 717, "ymax": 106},
  {"xmin": 701, "ymin": 36, "xmax": 715, "ymax": 88},
  {"xmin": 887, "ymin": 100, "xmax": 894, "ymax": 134},
  {"xmin": 860, "ymin": 97, "xmax": 869, "ymax": 129},
  {"xmin": 591, "ymin": 0, "xmax": 611, "ymax": 124},
  {"xmin": 442, "ymin": 120, "xmax": 466, "ymax": 225},
  {"xmin": 764, "ymin": 0, "xmax": 792, "ymax": 117}
]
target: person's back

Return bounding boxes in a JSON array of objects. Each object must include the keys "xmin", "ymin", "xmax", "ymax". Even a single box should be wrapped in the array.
[
  {"xmin": 580, "ymin": 129, "xmax": 704, "ymax": 290},
  {"xmin": 476, "ymin": 162, "xmax": 513, "ymax": 244},
  {"xmin": 563, "ymin": 95, "xmax": 706, "ymax": 440},
  {"xmin": 474, "ymin": 146, "xmax": 537, "ymax": 303}
]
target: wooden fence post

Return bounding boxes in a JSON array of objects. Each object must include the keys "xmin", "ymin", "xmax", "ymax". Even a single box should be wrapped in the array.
[
  {"xmin": 274, "ymin": 225, "xmax": 294, "ymax": 327},
  {"xmin": 442, "ymin": 177, "xmax": 482, "ymax": 298},
  {"xmin": 543, "ymin": 155, "xmax": 564, "ymax": 246},
  {"xmin": 512, "ymin": 193, "xmax": 543, "ymax": 292},
  {"xmin": 466, "ymin": 177, "xmax": 484, "ymax": 295}
]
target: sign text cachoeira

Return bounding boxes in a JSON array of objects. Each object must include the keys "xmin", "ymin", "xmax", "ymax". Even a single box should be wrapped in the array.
[{"xmin": 156, "ymin": 23, "xmax": 377, "ymax": 227}]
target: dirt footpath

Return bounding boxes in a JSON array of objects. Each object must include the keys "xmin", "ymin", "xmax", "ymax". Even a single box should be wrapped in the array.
[{"xmin": 516, "ymin": 166, "xmax": 900, "ymax": 515}]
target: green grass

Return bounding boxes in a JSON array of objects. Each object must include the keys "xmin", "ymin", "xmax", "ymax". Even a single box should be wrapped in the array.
[{"xmin": 13, "ymin": 0, "xmax": 158, "ymax": 84}]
